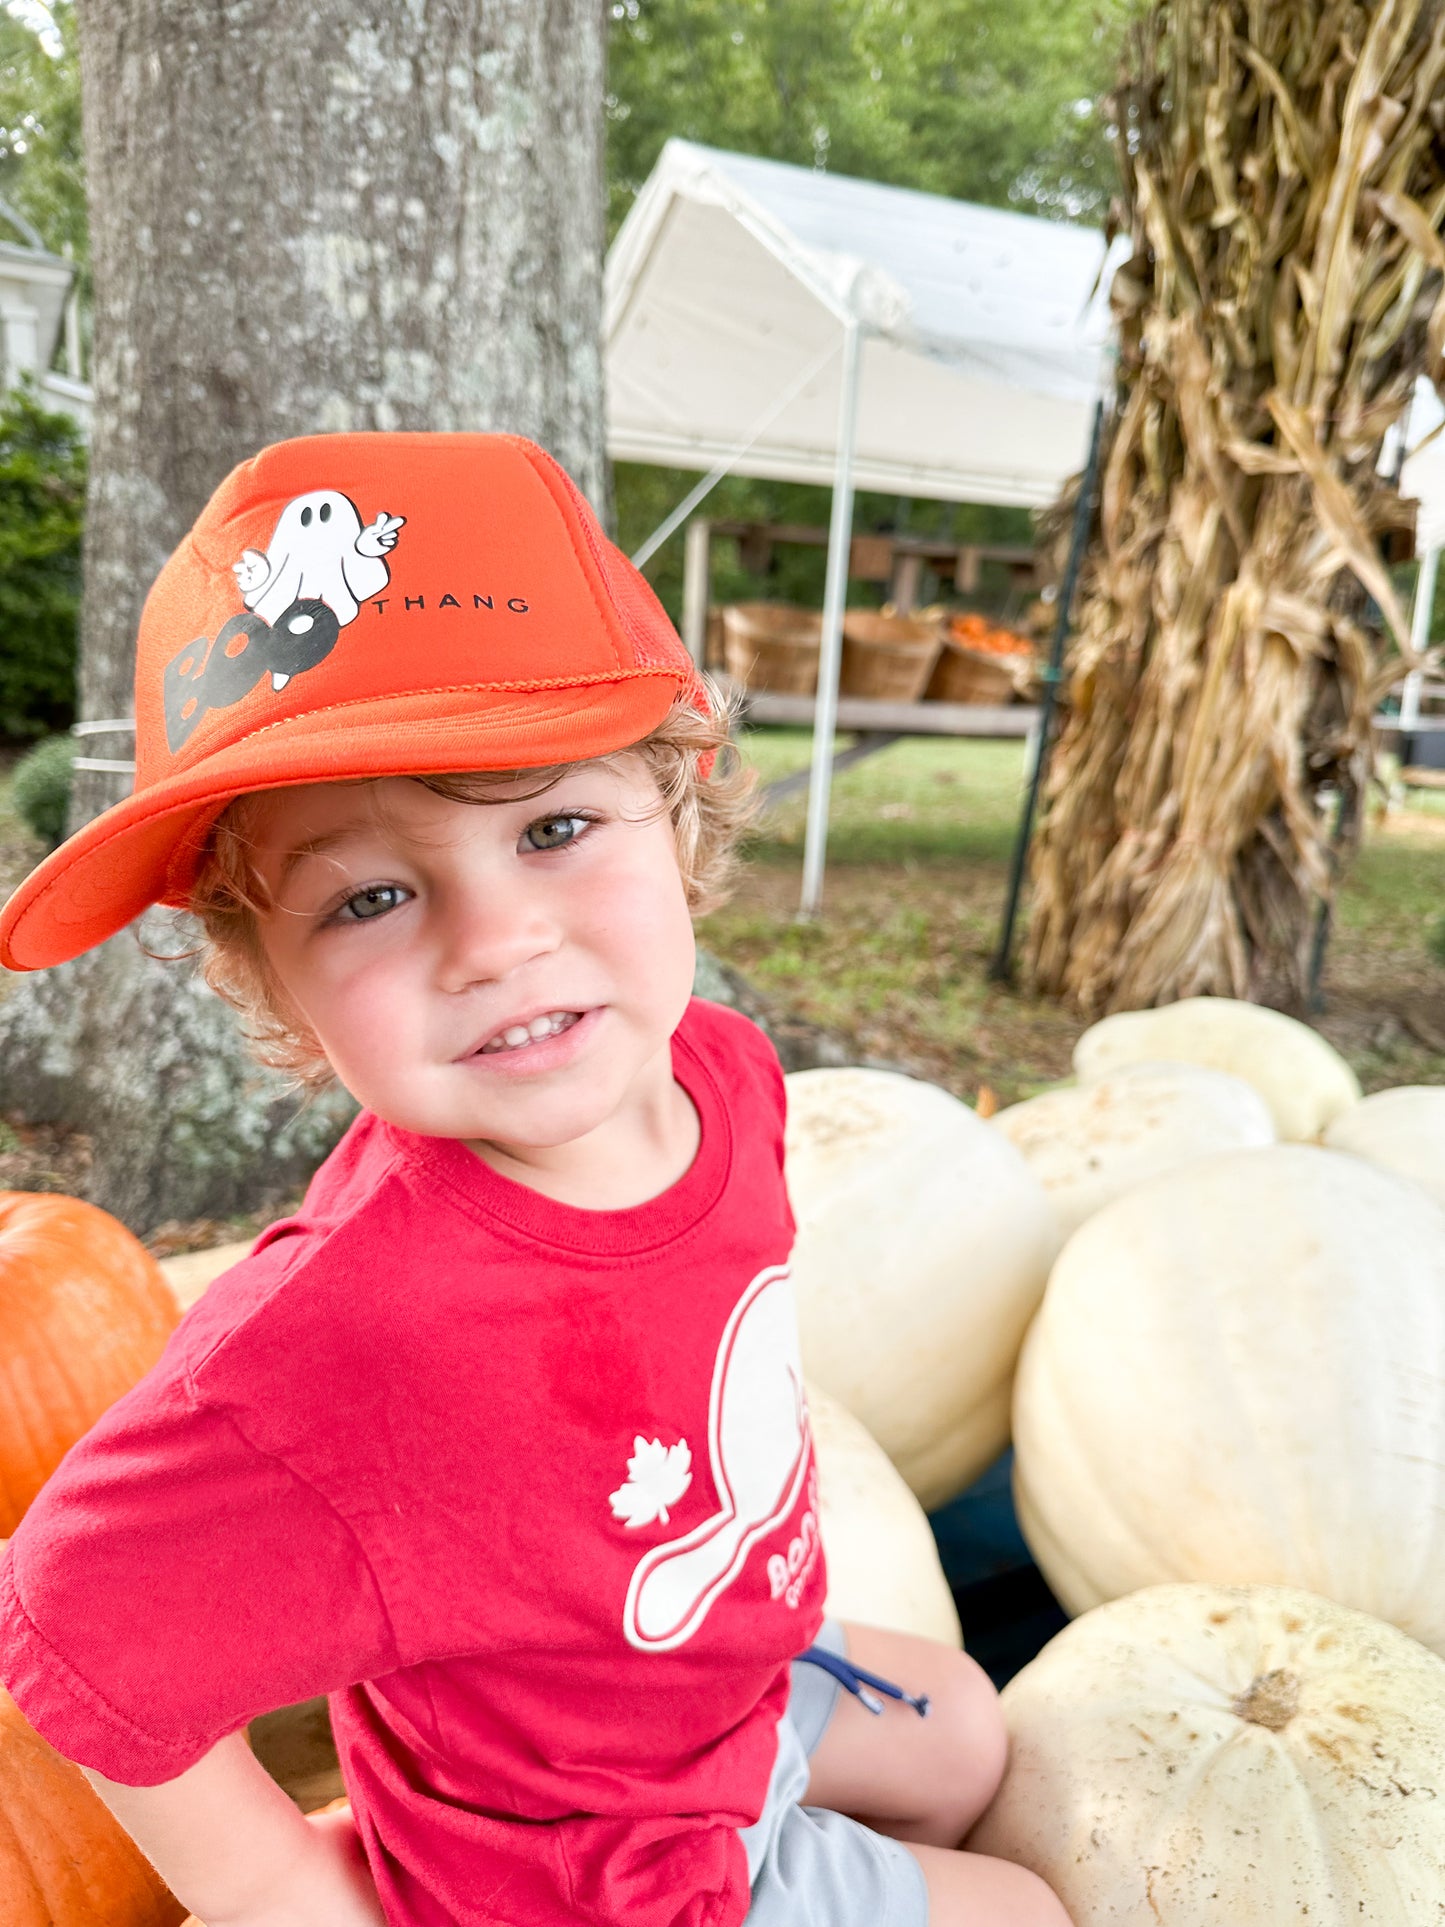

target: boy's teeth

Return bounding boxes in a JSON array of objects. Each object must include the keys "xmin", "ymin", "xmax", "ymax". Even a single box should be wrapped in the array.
[{"xmin": 480, "ymin": 1011, "xmax": 580, "ymax": 1055}]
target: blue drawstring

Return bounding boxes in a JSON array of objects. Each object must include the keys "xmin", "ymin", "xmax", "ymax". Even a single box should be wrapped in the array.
[{"xmin": 796, "ymin": 1643, "xmax": 931, "ymax": 1718}]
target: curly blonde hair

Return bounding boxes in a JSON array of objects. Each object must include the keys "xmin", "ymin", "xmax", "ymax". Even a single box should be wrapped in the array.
[{"xmin": 188, "ymin": 677, "xmax": 756, "ymax": 1091}]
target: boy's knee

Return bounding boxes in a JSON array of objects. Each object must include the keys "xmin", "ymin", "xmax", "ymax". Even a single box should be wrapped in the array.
[{"xmin": 922, "ymin": 1647, "xmax": 1009, "ymax": 1838}]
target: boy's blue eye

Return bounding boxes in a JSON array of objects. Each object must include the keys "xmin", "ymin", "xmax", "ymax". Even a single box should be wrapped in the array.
[
  {"xmin": 522, "ymin": 815, "xmax": 590, "ymax": 853},
  {"xmin": 337, "ymin": 884, "xmax": 407, "ymax": 921}
]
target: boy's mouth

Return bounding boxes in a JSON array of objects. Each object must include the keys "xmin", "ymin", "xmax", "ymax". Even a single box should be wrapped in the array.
[{"xmin": 475, "ymin": 1009, "xmax": 583, "ymax": 1057}]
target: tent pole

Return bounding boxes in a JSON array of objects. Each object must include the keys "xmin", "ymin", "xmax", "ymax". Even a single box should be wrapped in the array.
[
  {"xmin": 681, "ymin": 518, "xmax": 712, "ymax": 666},
  {"xmin": 799, "ymin": 318, "xmax": 863, "ymax": 920},
  {"xmin": 989, "ymin": 396, "xmax": 1105, "ymax": 982},
  {"xmin": 1400, "ymin": 542, "xmax": 1438, "ymax": 738}
]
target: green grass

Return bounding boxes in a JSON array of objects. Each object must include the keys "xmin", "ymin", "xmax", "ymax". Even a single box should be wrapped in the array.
[
  {"xmin": 735, "ymin": 728, "xmax": 1029, "ymax": 869},
  {"xmin": 700, "ymin": 731, "xmax": 1080, "ymax": 1102},
  {"xmin": 1335, "ymin": 838, "xmax": 1442, "ymax": 942},
  {"xmin": 734, "ymin": 727, "xmax": 1444, "ymax": 953}
]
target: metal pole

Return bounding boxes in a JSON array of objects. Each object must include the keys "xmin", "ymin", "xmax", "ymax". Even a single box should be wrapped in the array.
[
  {"xmin": 1400, "ymin": 543, "xmax": 1439, "ymax": 736},
  {"xmin": 681, "ymin": 517, "xmax": 712, "ymax": 668},
  {"xmin": 799, "ymin": 318, "xmax": 864, "ymax": 920},
  {"xmin": 989, "ymin": 396, "xmax": 1106, "ymax": 982}
]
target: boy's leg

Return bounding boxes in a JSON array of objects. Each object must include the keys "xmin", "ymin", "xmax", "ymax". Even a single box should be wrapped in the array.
[
  {"xmin": 801, "ymin": 1620, "xmax": 1008, "ymax": 1846},
  {"xmin": 741, "ymin": 1638, "xmax": 931, "ymax": 1927},
  {"xmin": 800, "ymin": 1621, "xmax": 1075, "ymax": 1927},
  {"xmin": 751, "ymin": 1626, "xmax": 1078, "ymax": 1927},
  {"xmin": 905, "ymin": 1840, "xmax": 1076, "ymax": 1926}
]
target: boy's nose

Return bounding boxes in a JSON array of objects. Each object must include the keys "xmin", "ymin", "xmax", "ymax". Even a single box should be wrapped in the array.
[{"xmin": 433, "ymin": 890, "xmax": 563, "ymax": 994}]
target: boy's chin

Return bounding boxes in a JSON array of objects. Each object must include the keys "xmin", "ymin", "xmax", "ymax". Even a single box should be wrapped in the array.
[{"xmin": 358, "ymin": 1081, "xmax": 626, "ymax": 1151}]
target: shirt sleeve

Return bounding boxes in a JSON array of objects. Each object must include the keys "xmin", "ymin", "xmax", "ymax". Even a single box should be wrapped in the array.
[{"xmin": 0, "ymin": 1349, "xmax": 399, "ymax": 1786}]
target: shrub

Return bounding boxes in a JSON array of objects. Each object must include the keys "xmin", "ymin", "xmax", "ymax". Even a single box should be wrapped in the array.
[
  {"xmin": 1429, "ymin": 912, "xmax": 1445, "ymax": 969},
  {"xmin": 10, "ymin": 731, "xmax": 73, "ymax": 848},
  {"xmin": 0, "ymin": 382, "xmax": 85, "ymax": 742}
]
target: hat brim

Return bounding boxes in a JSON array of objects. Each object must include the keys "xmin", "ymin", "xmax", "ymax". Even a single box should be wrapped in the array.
[{"xmin": 1, "ymin": 676, "xmax": 682, "ymax": 970}]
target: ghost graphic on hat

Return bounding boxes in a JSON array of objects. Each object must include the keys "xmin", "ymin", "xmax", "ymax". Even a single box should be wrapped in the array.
[
  {"xmin": 162, "ymin": 488, "xmax": 408, "ymax": 753},
  {"xmin": 233, "ymin": 490, "xmax": 405, "ymax": 636}
]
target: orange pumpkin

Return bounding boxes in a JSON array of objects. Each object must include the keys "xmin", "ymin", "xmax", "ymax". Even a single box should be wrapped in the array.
[
  {"xmin": 0, "ymin": 1679, "xmax": 185, "ymax": 1926},
  {"xmin": 0, "ymin": 1192, "xmax": 179, "ymax": 1534},
  {"xmin": 947, "ymin": 613, "xmax": 1034, "ymax": 658}
]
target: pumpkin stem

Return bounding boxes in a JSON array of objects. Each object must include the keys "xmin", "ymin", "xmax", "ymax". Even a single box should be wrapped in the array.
[{"xmin": 1232, "ymin": 1668, "xmax": 1300, "ymax": 1731}]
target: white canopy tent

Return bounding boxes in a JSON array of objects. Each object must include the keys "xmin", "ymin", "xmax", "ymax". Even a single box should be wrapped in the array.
[{"xmin": 604, "ymin": 140, "xmax": 1118, "ymax": 912}]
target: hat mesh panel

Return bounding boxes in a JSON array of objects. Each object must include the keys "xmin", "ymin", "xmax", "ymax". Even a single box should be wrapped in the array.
[{"xmin": 530, "ymin": 446, "xmax": 697, "ymax": 682}]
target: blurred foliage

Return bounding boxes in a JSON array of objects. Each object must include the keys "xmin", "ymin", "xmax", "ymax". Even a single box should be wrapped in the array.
[
  {"xmin": 1428, "ymin": 911, "xmax": 1445, "ymax": 968},
  {"xmin": 10, "ymin": 727, "xmax": 71, "ymax": 844},
  {"xmin": 0, "ymin": 380, "xmax": 83, "ymax": 740},
  {"xmin": 605, "ymin": 0, "xmax": 1134, "ymax": 237},
  {"xmin": 0, "ymin": 3, "xmax": 83, "ymax": 274}
]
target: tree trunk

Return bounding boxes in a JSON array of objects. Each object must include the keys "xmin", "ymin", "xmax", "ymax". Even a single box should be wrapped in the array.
[
  {"xmin": 0, "ymin": 0, "xmax": 608, "ymax": 1231},
  {"xmin": 1026, "ymin": 0, "xmax": 1445, "ymax": 1018}
]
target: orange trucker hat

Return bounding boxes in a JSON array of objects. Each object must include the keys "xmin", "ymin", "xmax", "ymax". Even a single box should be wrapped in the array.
[{"xmin": 0, "ymin": 432, "xmax": 708, "ymax": 971}]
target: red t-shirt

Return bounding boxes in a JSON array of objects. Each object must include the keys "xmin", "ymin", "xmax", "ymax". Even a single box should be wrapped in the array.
[{"xmin": 0, "ymin": 998, "xmax": 826, "ymax": 1927}]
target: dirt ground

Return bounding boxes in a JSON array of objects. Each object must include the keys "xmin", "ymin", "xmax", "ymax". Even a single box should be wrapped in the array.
[{"xmin": 699, "ymin": 845, "xmax": 1445, "ymax": 1107}]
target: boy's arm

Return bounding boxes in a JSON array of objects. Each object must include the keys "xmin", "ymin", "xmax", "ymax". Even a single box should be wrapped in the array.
[{"xmin": 79, "ymin": 1729, "xmax": 386, "ymax": 1927}]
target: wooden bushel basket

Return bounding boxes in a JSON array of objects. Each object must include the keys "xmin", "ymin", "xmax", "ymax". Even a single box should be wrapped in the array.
[
  {"xmin": 722, "ymin": 602, "xmax": 823, "ymax": 694},
  {"xmin": 924, "ymin": 642, "xmax": 1024, "ymax": 705},
  {"xmin": 839, "ymin": 611, "xmax": 942, "ymax": 703}
]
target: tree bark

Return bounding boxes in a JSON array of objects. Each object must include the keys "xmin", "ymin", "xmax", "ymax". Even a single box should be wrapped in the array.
[{"xmin": 0, "ymin": 0, "xmax": 608, "ymax": 1230}]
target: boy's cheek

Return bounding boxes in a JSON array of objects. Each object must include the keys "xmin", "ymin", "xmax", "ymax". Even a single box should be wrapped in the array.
[
  {"xmin": 583, "ymin": 853, "xmax": 694, "ymax": 959},
  {"xmin": 294, "ymin": 963, "xmax": 424, "ymax": 1076}
]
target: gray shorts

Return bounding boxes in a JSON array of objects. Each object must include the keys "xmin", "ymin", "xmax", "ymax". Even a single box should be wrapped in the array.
[{"xmin": 741, "ymin": 1619, "xmax": 931, "ymax": 1927}]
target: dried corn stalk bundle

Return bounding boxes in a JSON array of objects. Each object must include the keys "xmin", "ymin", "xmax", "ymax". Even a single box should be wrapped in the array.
[{"xmin": 1028, "ymin": 0, "xmax": 1445, "ymax": 1014}]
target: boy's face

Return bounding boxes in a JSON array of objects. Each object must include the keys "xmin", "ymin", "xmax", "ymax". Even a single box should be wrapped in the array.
[{"xmin": 242, "ymin": 759, "xmax": 697, "ymax": 1161}]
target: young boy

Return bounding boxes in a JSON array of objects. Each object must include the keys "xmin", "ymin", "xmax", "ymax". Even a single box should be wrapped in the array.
[{"xmin": 0, "ymin": 434, "xmax": 1072, "ymax": 1927}]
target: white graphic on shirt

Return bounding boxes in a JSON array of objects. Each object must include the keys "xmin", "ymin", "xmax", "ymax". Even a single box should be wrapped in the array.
[
  {"xmin": 619, "ymin": 1266, "xmax": 811, "ymax": 1653},
  {"xmin": 610, "ymin": 1437, "xmax": 693, "ymax": 1528},
  {"xmin": 234, "ymin": 490, "xmax": 405, "ymax": 637},
  {"xmin": 768, "ymin": 1469, "xmax": 823, "ymax": 1609}
]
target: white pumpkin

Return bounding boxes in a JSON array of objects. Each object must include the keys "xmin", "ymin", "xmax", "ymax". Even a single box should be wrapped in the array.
[
  {"xmin": 807, "ymin": 1382, "xmax": 961, "ymax": 1648},
  {"xmin": 1012, "ymin": 1145, "xmax": 1445, "ymax": 1653},
  {"xmin": 157, "ymin": 1238, "xmax": 253, "ymax": 1311},
  {"xmin": 786, "ymin": 1068, "xmax": 1061, "ymax": 1511},
  {"xmin": 1323, "ymin": 1085, "xmax": 1445, "ymax": 1209},
  {"xmin": 1073, "ymin": 997, "xmax": 1360, "ymax": 1141},
  {"xmin": 992, "ymin": 1062, "xmax": 1274, "ymax": 1237},
  {"xmin": 970, "ymin": 1583, "xmax": 1445, "ymax": 1925}
]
